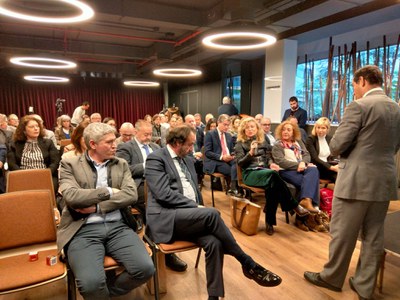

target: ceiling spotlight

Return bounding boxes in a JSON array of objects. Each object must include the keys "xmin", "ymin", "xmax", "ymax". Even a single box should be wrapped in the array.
[
  {"xmin": 202, "ymin": 22, "xmax": 276, "ymax": 50},
  {"xmin": 123, "ymin": 80, "xmax": 160, "ymax": 87},
  {"xmin": 0, "ymin": 0, "xmax": 94, "ymax": 24},
  {"xmin": 153, "ymin": 68, "xmax": 202, "ymax": 78},
  {"xmin": 24, "ymin": 75, "xmax": 69, "ymax": 83},
  {"xmin": 10, "ymin": 56, "xmax": 77, "ymax": 69}
]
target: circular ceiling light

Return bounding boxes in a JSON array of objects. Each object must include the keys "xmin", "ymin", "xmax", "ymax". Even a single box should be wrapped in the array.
[
  {"xmin": 0, "ymin": 0, "xmax": 94, "ymax": 24},
  {"xmin": 153, "ymin": 68, "xmax": 202, "ymax": 78},
  {"xmin": 123, "ymin": 80, "xmax": 160, "ymax": 87},
  {"xmin": 24, "ymin": 75, "xmax": 69, "ymax": 83},
  {"xmin": 10, "ymin": 56, "xmax": 77, "ymax": 69},
  {"xmin": 202, "ymin": 23, "xmax": 276, "ymax": 50}
]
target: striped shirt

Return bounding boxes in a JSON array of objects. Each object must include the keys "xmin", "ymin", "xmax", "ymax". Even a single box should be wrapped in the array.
[{"xmin": 20, "ymin": 141, "xmax": 46, "ymax": 169}]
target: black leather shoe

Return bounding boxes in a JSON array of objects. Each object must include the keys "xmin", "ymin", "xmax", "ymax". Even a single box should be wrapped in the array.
[
  {"xmin": 165, "ymin": 253, "xmax": 187, "ymax": 272},
  {"xmin": 293, "ymin": 205, "xmax": 310, "ymax": 217},
  {"xmin": 243, "ymin": 263, "xmax": 282, "ymax": 287},
  {"xmin": 227, "ymin": 189, "xmax": 243, "ymax": 197},
  {"xmin": 303, "ymin": 271, "xmax": 341, "ymax": 292},
  {"xmin": 349, "ymin": 277, "xmax": 369, "ymax": 300},
  {"xmin": 266, "ymin": 224, "xmax": 274, "ymax": 236}
]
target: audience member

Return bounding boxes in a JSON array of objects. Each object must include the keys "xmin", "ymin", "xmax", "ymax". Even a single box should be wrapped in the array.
[
  {"xmin": 306, "ymin": 117, "xmax": 338, "ymax": 182},
  {"xmin": 116, "ymin": 119, "xmax": 187, "ymax": 272},
  {"xmin": 55, "ymin": 114, "xmax": 73, "ymax": 146},
  {"xmin": 0, "ymin": 115, "xmax": 12, "ymax": 193},
  {"xmin": 254, "ymin": 114, "xmax": 263, "ymax": 123},
  {"xmin": 282, "ymin": 96, "xmax": 307, "ymax": 129},
  {"xmin": 7, "ymin": 115, "xmax": 60, "ymax": 193},
  {"xmin": 185, "ymin": 114, "xmax": 204, "ymax": 186},
  {"xmin": 103, "ymin": 117, "xmax": 116, "ymax": 128},
  {"xmin": 205, "ymin": 113, "xmax": 214, "ymax": 124},
  {"xmin": 204, "ymin": 114, "xmax": 240, "ymax": 196},
  {"xmin": 260, "ymin": 117, "xmax": 276, "ymax": 145},
  {"xmin": 58, "ymin": 122, "xmax": 154, "ymax": 299},
  {"xmin": 235, "ymin": 117, "xmax": 309, "ymax": 235},
  {"xmin": 205, "ymin": 118, "xmax": 217, "ymax": 133},
  {"xmin": 194, "ymin": 113, "xmax": 205, "ymax": 130},
  {"xmin": 31, "ymin": 114, "xmax": 58, "ymax": 148},
  {"xmin": 7, "ymin": 113, "xmax": 19, "ymax": 128},
  {"xmin": 90, "ymin": 113, "xmax": 102, "ymax": 123},
  {"xmin": 62, "ymin": 121, "xmax": 89, "ymax": 159},
  {"xmin": 151, "ymin": 114, "xmax": 162, "ymax": 145},
  {"xmin": 287, "ymin": 116, "xmax": 307, "ymax": 143},
  {"xmin": 143, "ymin": 114, "xmax": 152, "ymax": 123},
  {"xmin": 71, "ymin": 101, "xmax": 90, "ymax": 126},
  {"xmin": 115, "ymin": 122, "xmax": 135, "ymax": 146},
  {"xmin": 304, "ymin": 65, "xmax": 400, "ymax": 300},
  {"xmin": 159, "ymin": 113, "xmax": 170, "ymax": 129},
  {"xmin": 272, "ymin": 120, "xmax": 320, "ymax": 213},
  {"xmin": 145, "ymin": 125, "xmax": 282, "ymax": 300},
  {"xmin": 0, "ymin": 113, "xmax": 14, "ymax": 133},
  {"xmin": 217, "ymin": 96, "xmax": 239, "ymax": 116}
]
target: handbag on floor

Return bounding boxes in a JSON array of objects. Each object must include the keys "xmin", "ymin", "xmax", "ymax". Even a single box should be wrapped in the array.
[{"xmin": 230, "ymin": 196, "xmax": 261, "ymax": 236}]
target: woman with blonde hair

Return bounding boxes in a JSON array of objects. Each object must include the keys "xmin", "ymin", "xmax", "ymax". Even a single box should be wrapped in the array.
[
  {"xmin": 272, "ymin": 121, "xmax": 320, "ymax": 213},
  {"xmin": 306, "ymin": 117, "xmax": 338, "ymax": 182},
  {"xmin": 235, "ymin": 117, "xmax": 309, "ymax": 235}
]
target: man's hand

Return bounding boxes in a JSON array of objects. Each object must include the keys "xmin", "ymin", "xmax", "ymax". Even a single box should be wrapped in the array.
[
  {"xmin": 269, "ymin": 163, "xmax": 280, "ymax": 171},
  {"xmin": 222, "ymin": 154, "xmax": 234, "ymax": 162},
  {"xmin": 75, "ymin": 205, "xmax": 97, "ymax": 214},
  {"xmin": 194, "ymin": 152, "xmax": 203, "ymax": 160}
]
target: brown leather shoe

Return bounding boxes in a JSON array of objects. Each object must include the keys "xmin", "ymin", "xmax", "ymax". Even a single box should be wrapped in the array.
[
  {"xmin": 299, "ymin": 198, "xmax": 319, "ymax": 213},
  {"xmin": 293, "ymin": 204, "xmax": 310, "ymax": 217}
]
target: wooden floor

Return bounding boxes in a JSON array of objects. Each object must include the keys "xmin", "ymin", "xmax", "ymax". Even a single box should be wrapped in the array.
[{"xmin": 2, "ymin": 179, "xmax": 400, "ymax": 300}]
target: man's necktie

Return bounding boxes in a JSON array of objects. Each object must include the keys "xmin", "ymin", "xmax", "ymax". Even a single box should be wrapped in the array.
[
  {"xmin": 220, "ymin": 132, "xmax": 228, "ymax": 156},
  {"xmin": 143, "ymin": 144, "xmax": 150, "ymax": 156},
  {"xmin": 176, "ymin": 157, "xmax": 198, "ymax": 203}
]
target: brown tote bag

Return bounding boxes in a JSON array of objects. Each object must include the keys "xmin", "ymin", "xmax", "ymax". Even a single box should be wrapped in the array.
[{"xmin": 230, "ymin": 196, "xmax": 261, "ymax": 236}]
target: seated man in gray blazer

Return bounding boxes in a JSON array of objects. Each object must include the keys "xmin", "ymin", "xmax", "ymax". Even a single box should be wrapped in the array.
[
  {"xmin": 145, "ymin": 125, "xmax": 282, "ymax": 300},
  {"xmin": 116, "ymin": 119, "xmax": 188, "ymax": 273},
  {"xmin": 58, "ymin": 122, "xmax": 154, "ymax": 299}
]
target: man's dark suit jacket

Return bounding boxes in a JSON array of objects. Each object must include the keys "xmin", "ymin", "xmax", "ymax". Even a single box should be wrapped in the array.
[
  {"xmin": 203, "ymin": 129, "xmax": 234, "ymax": 174},
  {"xmin": 195, "ymin": 127, "xmax": 204, "ymax": 152},
  {"xmin": 145, "ymin": 147, "xmax": 203, "ymax": 243},
  {"xmin": 217, "ymin": 103, "xmax": 239, "ymax": 116},
  {"xmin": 116, "ymin": 139, "xmax": 160, "ymax": 187},
  {"xmin": 282, "ymin": 107, "xmax": 308, "ymax": 129}
]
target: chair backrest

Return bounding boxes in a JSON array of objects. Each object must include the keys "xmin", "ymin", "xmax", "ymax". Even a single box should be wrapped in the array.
[
  {"xmin": 0, "ymin": 190, "xmax": 56, "ymax": 251},
  {"xmin": 60, "ymin": 139, "xmax": 71, "ymax": 147},
  {"xmin": 6, "ymin": 169, "xmax": 56, "ymax": 206}
]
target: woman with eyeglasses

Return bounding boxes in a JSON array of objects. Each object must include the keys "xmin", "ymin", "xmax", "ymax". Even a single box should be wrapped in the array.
[{"xmin": 272, "ymin": 120, "xmax": 320, "ymax": 214}]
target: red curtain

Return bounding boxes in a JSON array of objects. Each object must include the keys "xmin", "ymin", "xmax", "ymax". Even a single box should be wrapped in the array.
[{"xmin": 0, "ymin": 77, "xmax": 164, "ymax": 129}]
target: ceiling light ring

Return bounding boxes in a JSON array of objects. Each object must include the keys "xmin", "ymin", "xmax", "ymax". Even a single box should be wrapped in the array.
[
  {"xmin": 202, "ymin": 23, "xmax": 276, "ymax": 50},
  {"xmin": 153, "ymin": 68, "xmax": 202, "ymax": 78},
  {"xmin": 123, "ymin": 80, "xmax": 160, "ymax": 87},
  {"xmin": 0, "ymin": 0, "xmax": 94, "ymax": 24},
  {"xmin": 24, "ymin": 75, "xmax": 69, "ymax": 83},
  {"xmin": 10, "ymin": 57, "xmax": 77, "ymax": 69}
]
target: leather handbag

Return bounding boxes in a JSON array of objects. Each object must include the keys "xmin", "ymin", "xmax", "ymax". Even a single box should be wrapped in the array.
[{"xmin": 230, "ymin": 196, "xmax": 261, "ymax": 236}]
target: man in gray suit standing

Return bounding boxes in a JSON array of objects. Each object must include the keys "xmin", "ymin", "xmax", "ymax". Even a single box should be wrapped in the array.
[
  {"xmin": 145, "ymin": 125, "xmax": 282, "ymax": 300},
  {"xmin": 304, "ymin": 65, "xmax": 400, "ymax": 300}
]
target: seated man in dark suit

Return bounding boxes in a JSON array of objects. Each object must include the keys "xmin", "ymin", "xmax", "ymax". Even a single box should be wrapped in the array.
[
  {"xmin": 145, "ymin": 125, "xmax": 282, "ymax": 300},
  {"xmin": 58, "ymin": 122, "xmax": 154, "ymax": 299},
  {"xmin": 203, "ymin": 114, "xmax": 240, "ymax": 195},
  {"xmin": 116, "ymin": 119, "xmax": 187, "ymax": 272}
]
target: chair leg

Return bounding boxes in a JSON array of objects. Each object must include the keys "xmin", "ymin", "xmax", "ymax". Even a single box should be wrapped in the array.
[
  {"xmin": 211, "ymin": 175, "xmax": 215, "ymax": 207},
  {"xmin": 285, "ymin": 211, "xmax": 289, "ymax": 224},
  {"xmin": 194, "ymin": 248, "xmax": 202, "ymax": 268},
  {"xmin": 151, "ymin": 245, "xmax": 160, "ymax": 300},
  {"xmin": 67, "ymin": 268, "xmax": 77, "ymax": 300}
]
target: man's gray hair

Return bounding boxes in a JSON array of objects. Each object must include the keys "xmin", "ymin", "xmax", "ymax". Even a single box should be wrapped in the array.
[
  {"xmin": 83, "ymin": 122, "xmax": 116, "ymax": 149},
  {"xmin": 217, "ymin": 114, "xmax": 230, "ymax": 123}
]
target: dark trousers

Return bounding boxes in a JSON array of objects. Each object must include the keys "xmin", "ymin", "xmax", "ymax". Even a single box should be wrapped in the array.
[
  {"xmin": 243, "ymin": 169, "xmax": 297, "ymax": 225},
  {"xmin": 173, "ymin": 207, "xmax": 252, "ymax": 297},
  {"xmin": 279, "ymin": 166, "xmax": 320, "ymax": 206},
  {"xmin": 212, "ymin": 160, "xmax": 238, "ymax": 189},
  {"xmin": 67, "ymin": 221, "xmax": 154, "ymax": 300}
]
